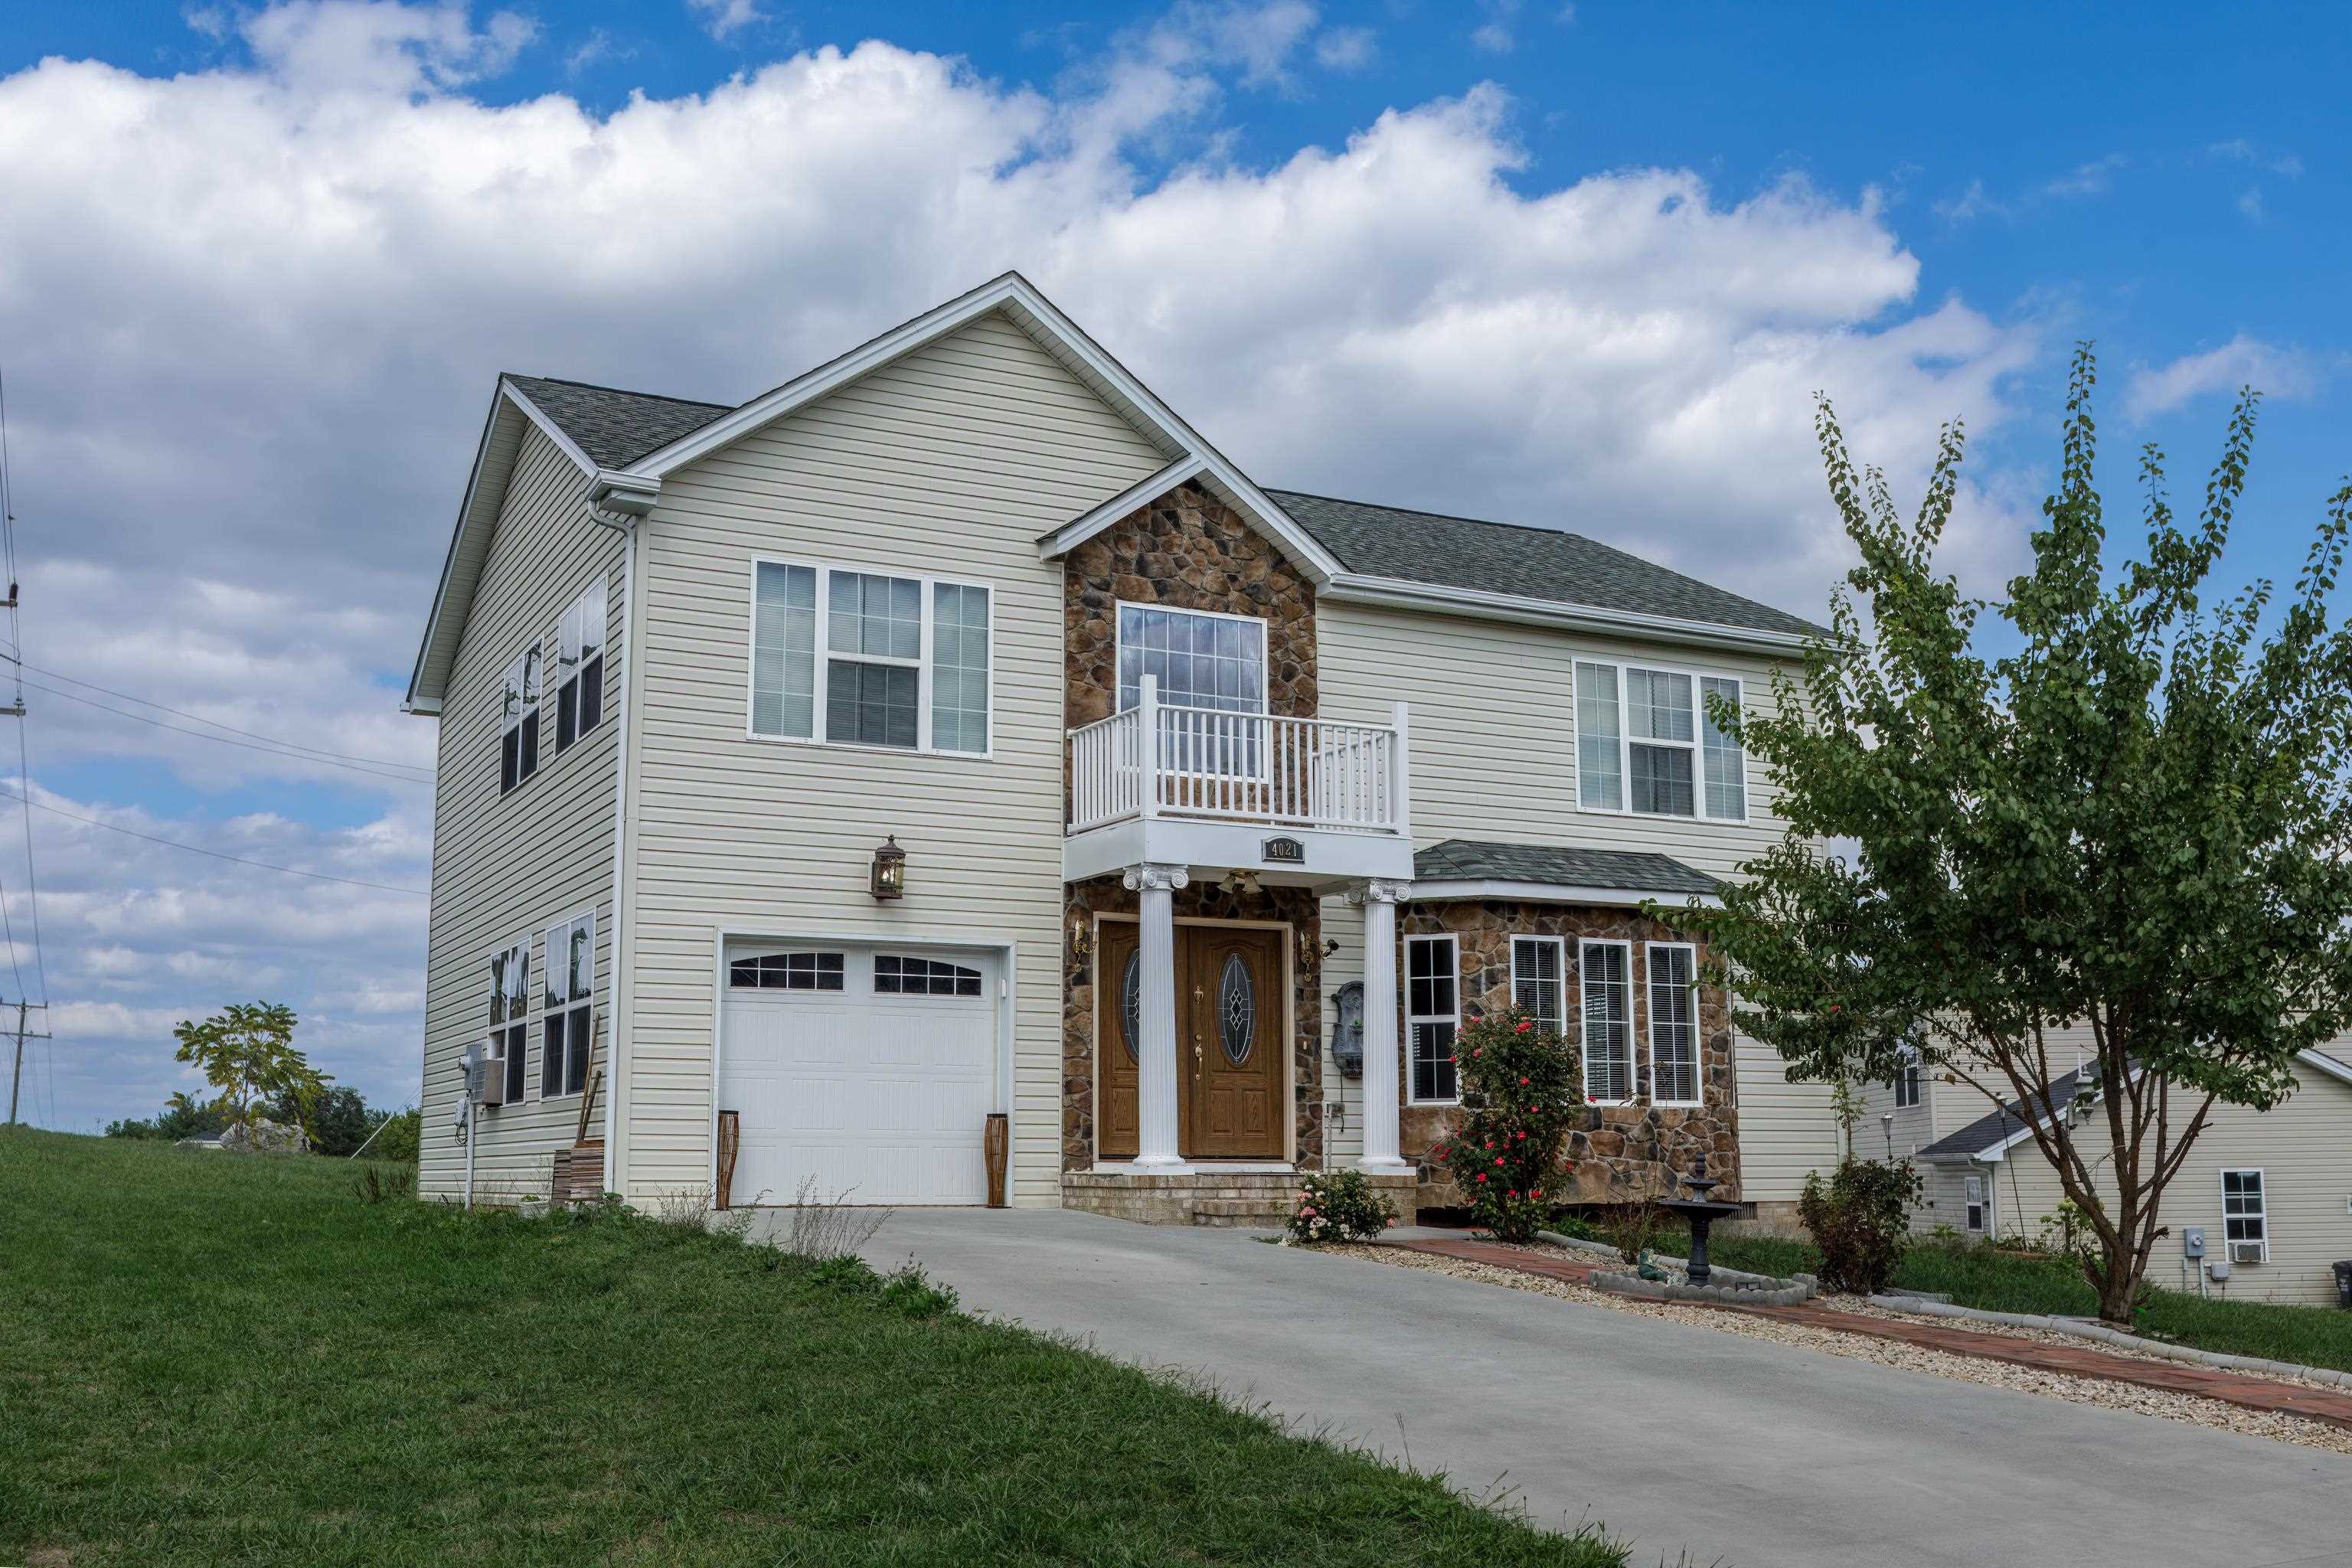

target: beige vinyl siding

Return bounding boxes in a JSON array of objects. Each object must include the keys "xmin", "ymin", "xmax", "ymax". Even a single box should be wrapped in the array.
[
  {"xmin": 420, "ymin": 423, "xmax": 622, "ymax": 1202},
  {"xmin": 1939, "ymin": 1054, "xmax": 2352, "ymax": 1307},
  {"xmin": 612, "ymin": 311, "xmax": 1168, "ymax": 1205},
  {"xmin": 1313, "ymin": 599, "xmax": 1838, "ymax": 1197}
]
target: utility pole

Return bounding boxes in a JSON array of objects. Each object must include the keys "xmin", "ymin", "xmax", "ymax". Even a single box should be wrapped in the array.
[{"xmin": 5, "ymin": 998, "xmax": 50, "ymax": 1125}]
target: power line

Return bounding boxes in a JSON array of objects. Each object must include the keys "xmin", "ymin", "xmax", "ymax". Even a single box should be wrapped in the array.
[
  {"xmin": 0, "ymin": 784, "xmax": 426, "ymax": 897},
  {"xmin": 18, "ymin": 678, "xmax": 433, "ymax": 785},
  {"xmin": 6, "ymin": 659, "xmax": 433, "ymax": 776}
]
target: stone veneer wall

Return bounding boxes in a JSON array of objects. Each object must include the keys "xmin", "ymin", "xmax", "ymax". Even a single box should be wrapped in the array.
[
  {"xmin": 1063, "ymin": 877, "xmax": 1325, "ymax": 1173},
  {"xmin": 1398, "ymin": 900, "xmax": 1741, "ymax": 1205},
  {"xmin": 1060, "ymin": 479, "xmax": 1325, "ymax": 1175},
  {"xmin": 1063, "ymin": 479, "xmax": 1317, "ymax": 730}
]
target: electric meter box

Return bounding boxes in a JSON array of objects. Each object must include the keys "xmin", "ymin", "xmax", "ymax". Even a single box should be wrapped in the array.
[{"xmin": 2182, "ymin": 1227, "xmax": 2206, "ymax": 1259}]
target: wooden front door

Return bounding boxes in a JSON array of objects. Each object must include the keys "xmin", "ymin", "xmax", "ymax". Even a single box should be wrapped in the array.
[
  {"xmin": 1096, "ymin": 922, "xmax": 1286, "ymax": 1161},
  {"xmin": 1182, "ymin": 926, "xmax": 1285, "ymax": 1158}
]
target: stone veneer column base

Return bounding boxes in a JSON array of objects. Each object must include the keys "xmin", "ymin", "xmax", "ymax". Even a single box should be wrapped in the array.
[{"xmin": 1063, "ymin": 1170, "xmax": 1419, "ymax": 1227}]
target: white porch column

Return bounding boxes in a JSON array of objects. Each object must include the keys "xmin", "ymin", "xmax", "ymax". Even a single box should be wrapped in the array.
[
  {"xmin": 1124, "ymin": 861, "xmax": 1190, "ymax": 1170},
  {"xmin": 1351, "ymin": 877, "xmax": 1413, "ymax": 1173}
]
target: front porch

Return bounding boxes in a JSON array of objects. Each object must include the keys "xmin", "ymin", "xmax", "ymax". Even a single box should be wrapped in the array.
[{"xmin": 1060, "ymin": 674, "xmax": 1420, "ymax": 1220}]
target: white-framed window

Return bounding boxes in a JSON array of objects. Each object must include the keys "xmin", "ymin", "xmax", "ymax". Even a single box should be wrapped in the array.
[
  {"xmin": 728, "ymin": 950, "xmax": 845, "ymax": 991},
  {"xmin": 1511, "ymin": 936, "xmax": 1565, "ymax": 1037},
  {"xmin": 1573, "ymin": 661, "xmax": 1746, "ymax": 821},
  {"xmin": 874, "ymin": 954, "xmax": 984, "ymax": 998},
  {"xmin": 1579, "ymin": 939, "xmax": 1634, "ymax": 1102},
  {"xmin": 1964, "ymin": 1173, "xmax": 1988, "ymax": 1233},
  {"xmin": 540, "ymin": 912, "xmax": 595, "ymax": 1099},
  {"xmin": 498, "ymin": 643, "xmax": 542, "ymax": 795},
  {"xmin": 1115, "ymin": 603, "xmax": 1266, "ymax": 715},
  {"xmin": 1406, "ymin": 934, "xmax": 1459, "ymax": 1104},
  {"xmin": 2221, "ymin": 1169, "xmax": 2268, "ymax": 1262},
  {"xmin": 747, "ymin": 560, "xmax": 991, "ymax": 755},
  {"xmin": 1892, "ymin": 1054, "xmax": 1922, "ymax": 1109},
  {"xmin": 554, "ymin": 578, "xmax": 607, "ymax": 754},
  {"xmin": 1645, "ymin": 942, "xmax": 1701, "ymax": 1106},
  {"xmin": 487, "ymin": 937, "xmax": 530, "ymax": 1103}
]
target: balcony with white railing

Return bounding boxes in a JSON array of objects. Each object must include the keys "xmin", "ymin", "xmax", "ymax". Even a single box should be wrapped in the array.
[{"xmin": 1064, "ymin": 675, "xmax": 1412, "ymax": 884}]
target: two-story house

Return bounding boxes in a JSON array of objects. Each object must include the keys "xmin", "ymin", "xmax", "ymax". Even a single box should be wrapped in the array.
[{"xmin": 403, "ymin": 273, "xmax": 1839, "ymax": 1225}]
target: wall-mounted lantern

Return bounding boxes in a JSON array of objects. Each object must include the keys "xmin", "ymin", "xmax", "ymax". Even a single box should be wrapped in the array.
[
  {"xmin": 1068, "ymin": 912, "xmax": 1094, "ymax": 962},
  {"xmin": 871, "ymin": 835, "xmax": 906, "ymax": 901}
]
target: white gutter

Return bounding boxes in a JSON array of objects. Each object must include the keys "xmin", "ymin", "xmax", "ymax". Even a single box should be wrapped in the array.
[
  {"xmin": 1408, "ymin": 879, "xmax": 1724, "ymax": 910},
  {"xmin": 1320, "ymin": 573, "xmax": 1821, "ymax": 658}
]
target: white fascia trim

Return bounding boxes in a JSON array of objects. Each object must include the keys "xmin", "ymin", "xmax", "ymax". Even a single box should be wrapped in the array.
[
  {"xmin": 590, "ymin": 469, "xmax": 662, "ymax": 515},
  {"xmin": 1321, "ymin": 573, "xmax": 1819, "ymax": 657},
  {"xmin": 609, "ymin": 271, "xmax": 1343, "ymax": 585},
  {"xmin": 1408, "ymin": 879, "xmax": 1724, "ymax": 910},
  {"xmin": 405, "ymin": 380, "xmax": 601, "ymax": 714},
  {"xmin": 1037, "ymin": 455, "xmax": 1205, "ymax": 559}
]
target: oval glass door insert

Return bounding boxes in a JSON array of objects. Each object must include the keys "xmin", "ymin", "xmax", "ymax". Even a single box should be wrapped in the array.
[
  {"xmin": 1119, "ymin": 952, "xmax": 1142, "ymax": 1063},
  {"xmin": 1217, "ymin": 952, "xmax": 1255, "ymax": 1066}
]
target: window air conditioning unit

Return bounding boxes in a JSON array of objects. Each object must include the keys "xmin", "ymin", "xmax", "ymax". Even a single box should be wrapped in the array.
[
  {"xmin": 2229, "ymin": 1240, "xmax": 2264, "ymax": 1266},
  {"xmin": 461, "ymin": 1043, "xmax": 505, "ymax": 1107}
]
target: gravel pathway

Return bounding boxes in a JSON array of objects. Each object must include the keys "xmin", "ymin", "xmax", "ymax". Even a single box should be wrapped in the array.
[{"xmin": 1321, "ymin": 1240, "xmax": 2352, "ymax": 1456}]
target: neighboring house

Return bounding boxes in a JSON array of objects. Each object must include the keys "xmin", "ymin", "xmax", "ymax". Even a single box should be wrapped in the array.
[
  {"xmin": 403, "ymin": 272, "xmax": 1836, "ymax": 1223},
  {"xmin": 1851, "ymin": 1037, "xmax": 2352, "ymax": 1308}
]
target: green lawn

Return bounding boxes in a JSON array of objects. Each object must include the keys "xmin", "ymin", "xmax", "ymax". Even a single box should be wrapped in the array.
[
  {"xmin": 1, "ymin": 1130, "xmax": 1623, "ymax": 1567},
  {"xmin": 1661, "ymin": 1223, "xmax": 2352, "ymax": 1375}
]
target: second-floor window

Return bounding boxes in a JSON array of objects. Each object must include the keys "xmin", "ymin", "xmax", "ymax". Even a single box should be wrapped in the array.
[
  {"xmin": 1574, "ymin": 661, "xmax": 1746, "ymax": 821},
  {"xmin": 1116, "ymin": 604, "xmax": 1266, "ymax": 715},
  {"xmin": 1893, "ymin": 1058, "xmax": 1922, "ymax": 1108},
  {"xmin": 748, "ymin": 560, "xmax": 991, "ymax": 754},
  {"xmin": 554, "ymin": 579, "xmax": 606, "ymax": 753},
  {"xmin": 499, "ymin": 645, "xmax": 541, "ymax": 795}
]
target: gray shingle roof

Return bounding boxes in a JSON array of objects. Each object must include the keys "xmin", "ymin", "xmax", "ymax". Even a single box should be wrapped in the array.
[
  {"xmin": 1916, "ymin": 1066, "xmax": 2099, "ymax": 1161},
  {"xmin": 504, "ymin": 375, "xmax": 733, "ymax": 470},
  {"xmin": 1413, "ymin": 839, "xmax": 1720, "ymax": 897},
  {"xmin": 1267, "ymin": 488, "xmax": 1828, "ymax": 640}
]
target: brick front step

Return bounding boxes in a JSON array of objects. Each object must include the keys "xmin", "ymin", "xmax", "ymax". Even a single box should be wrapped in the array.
[{"xmin": 1063, "ymin": 1168, "xmax": 1416, "ymax": 1226}]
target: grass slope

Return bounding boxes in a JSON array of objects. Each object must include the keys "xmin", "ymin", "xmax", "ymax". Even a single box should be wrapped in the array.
[
  {"xmin": 1666, "ymin": 1225, "xmax": 2352, "ymax": 1374},
  {"xmin": 0, "ymin": 1130, "xmax": 1622, "ymax": 1567}
]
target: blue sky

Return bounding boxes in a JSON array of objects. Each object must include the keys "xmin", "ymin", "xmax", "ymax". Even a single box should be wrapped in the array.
[{"xmin": 0, "ymin": 0, "xmax": 2344, "ymax": 1131}]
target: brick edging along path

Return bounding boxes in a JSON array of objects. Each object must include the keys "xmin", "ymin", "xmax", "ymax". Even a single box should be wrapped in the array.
[{"xmin": 1388, "ymin": 1237, "xmax": 2352, "ymax": 1433}]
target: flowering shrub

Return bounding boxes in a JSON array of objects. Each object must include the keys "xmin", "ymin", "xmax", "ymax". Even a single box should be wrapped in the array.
[
  {"xmin": 1287, "ymin": 1168, "xmax": 1400, "ymax": 1244},
  {"xmin": 1430, "ymin": 1005, "xmax": 1579, "ymax": 1243}
]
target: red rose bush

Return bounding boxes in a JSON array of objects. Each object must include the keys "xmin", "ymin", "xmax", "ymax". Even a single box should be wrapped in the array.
[{"xmin": 1429, "ymin": 1006, "xmax": 1579, "ymax": 1243}]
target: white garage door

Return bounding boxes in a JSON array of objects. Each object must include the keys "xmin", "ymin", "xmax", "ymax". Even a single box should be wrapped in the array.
[{"xmin": 717, "ymin": 943, "xmax": 999, "ymax": 1207}]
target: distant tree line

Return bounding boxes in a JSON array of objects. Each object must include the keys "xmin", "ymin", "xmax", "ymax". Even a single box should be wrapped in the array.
[{"xmin": 108, "ymin": 1086, "xmax": 419, "ymax": 1161}]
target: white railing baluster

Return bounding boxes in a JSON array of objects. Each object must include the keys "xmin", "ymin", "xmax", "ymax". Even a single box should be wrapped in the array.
[{"xmin": 1066, "ymin": 700, "xmax": 1409, "ymax": 836}]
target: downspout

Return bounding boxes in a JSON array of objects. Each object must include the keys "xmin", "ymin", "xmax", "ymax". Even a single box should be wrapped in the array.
[{"xmin": 586, "ymin": 469, "xmax": 657, "ymax": 1196}]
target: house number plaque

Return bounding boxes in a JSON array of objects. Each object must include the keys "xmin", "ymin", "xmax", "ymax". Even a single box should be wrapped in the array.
[{"xmin": 1261, "ymin": 836, "xmax": 1305, "ymax": 864}]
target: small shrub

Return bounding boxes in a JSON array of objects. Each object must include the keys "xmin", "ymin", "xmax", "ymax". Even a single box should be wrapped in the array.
[
  {"xmin": 368, "ymin": 1108, "xmax": 421, "ymax": 1165},
  {"xmin": 353, "ymin": 1163, "xmax": 414, "ymax": 1204},
  {"xmin": 1797, "ymin": 1157, "xmax": 1922, "ymax": 1295},
  {"xmin": 1429, "ymin": 1006, "xmax": 1579, "ymax": 1243},
  {"xmin": 1545, "ymin": 1213, "xmax": 1603, "ymax": 1243},
  {"xmin": 1286, "ymin": 1168, "xmax": 1399, "ymax": 1244},
  {"xmin": 1599, "ymin": 1200, "xmax": 1670, "ymax": 1267},
  {"xmin": 782, "ymin": 1174, "xmax": 891, "ymax": 1259},
  {"xmin": 803, "ymin": 1253, "xmax": 959, "ymax": 1318}
]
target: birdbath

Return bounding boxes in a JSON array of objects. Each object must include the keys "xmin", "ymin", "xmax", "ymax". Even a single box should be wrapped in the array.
[{"xmin": 1655, "ymin": 1153, "xmax": 1744, "ymax": 1288}]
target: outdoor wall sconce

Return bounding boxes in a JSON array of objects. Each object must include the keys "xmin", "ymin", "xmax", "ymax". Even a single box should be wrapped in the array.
[
  {"xmin": 870, "ymin": 835, "xmax": 906, "ymax": 900},
  {"xmin": 1068, "ymin": 913, "xmax": 1094, "ymax": 961}
]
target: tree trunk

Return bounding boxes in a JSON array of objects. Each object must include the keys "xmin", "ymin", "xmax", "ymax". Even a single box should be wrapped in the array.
[{"xmin": 2093, "ymin": 1242, "xmax": 2138, "ymax": 1325}]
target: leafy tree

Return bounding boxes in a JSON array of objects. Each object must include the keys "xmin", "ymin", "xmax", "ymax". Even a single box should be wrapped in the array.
[
  {"xmin": 270, "ymin": 1085, "xmax": 381, "ymax": 1158},
  {"xmin": 1429, "ymin": 1006, "xmax": 1580, "ymax": 1243},
  {"xmin": 172, "ymin": 1001, "xmax": 328, "ymax": 1138},
  {"xmin": 105, "ymin": 1092, "xmax": 230, "ymax": 1142},
  {"xmin": 367, "ymin": 1107, "xmax": 422, "ymax": 1165},
  {"xmin": 1670, "ymin": 350, "xmax": 2352, "ymax": 1324}
]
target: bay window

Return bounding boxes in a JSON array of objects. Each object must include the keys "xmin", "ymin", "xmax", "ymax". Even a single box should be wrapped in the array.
[
  {"xmin": 749, "ymin": 560, "xmax": 991, "ymax": 754},
  {"xmin": 1579, "ymin": 939, "xmax": 1633, "ymax": 1102}
]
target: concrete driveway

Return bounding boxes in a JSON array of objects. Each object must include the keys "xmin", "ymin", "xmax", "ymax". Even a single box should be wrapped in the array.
[{"xmin": 752, "ymin": 1206, "xmax": 2352, "ymax": 1568}]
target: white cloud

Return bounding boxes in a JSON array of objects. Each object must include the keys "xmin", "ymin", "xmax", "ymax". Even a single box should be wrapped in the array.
[
  {"xmin": 1470, "ymin": 0, "xmax": 1517, "ymax": 52},
  {"xmin": 2238, "ymin": 186, "xmax": 2265, "ymax": 221},
  {"xmin": 2122, "ymin": 335, "xmax": 2321, "ymax": 420},
  {"xmin": 2209, "ymin": 137, "xmax": 2301, "ymax": 178},
  {"xmin": 686, "ymin": 0, "xmax": 766, "ymax": 43},
  {"xmin": 0, "ymin": 1, "xmax": 2041, "ymax": 1130},
  {"xmin": 2040, "ymin": 153, "xmax": 2125, "ymax": 200},
  {"xmin": 1313, "ymin": 25, "xmax": 1376, "ymax": 70}
]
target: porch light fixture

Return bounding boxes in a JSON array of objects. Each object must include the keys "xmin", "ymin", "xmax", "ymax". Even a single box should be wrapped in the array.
[
  {"xmin": 871, "ymin": 835, "xmax": 906, "ymax": 901},
  {"xmin": 1068, "ymin": 912, "xmax": 1093, "ymax": 961}
]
